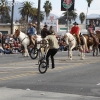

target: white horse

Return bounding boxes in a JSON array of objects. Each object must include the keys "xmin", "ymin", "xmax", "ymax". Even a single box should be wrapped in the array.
[
  {"xmin": 13, "ymin": 29, "xmax": 48, "ymax": 57},
  {"xmin": 63, "ymin": 33, "xmax": 87, "ymax": 60}
]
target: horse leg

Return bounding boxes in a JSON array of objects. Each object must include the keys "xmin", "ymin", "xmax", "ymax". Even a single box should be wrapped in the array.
[
  {"xmin": 93, "ymin": 46, "xmax": 95, "ymax": 56},
  {"xmin": 96, "ymin": 46, "xmax": 98, "ymax": 56},
  {"xmin": 24, "ymin": 46, "xmax": 29, "ymax": 57},
  {"xmin": 79, "ymin": 46, "xmax": 84, "ymax": 60},
  {"xmin": 83, "ymin": 45, "xmax": 85, "ymax": 58},
  {"xmin": 69, "ymin": 50, "xmax": 72, "ymax": 60},
  {"xmin": 69, "ymin": 45, "xmax": 74, "ymax": 60}
]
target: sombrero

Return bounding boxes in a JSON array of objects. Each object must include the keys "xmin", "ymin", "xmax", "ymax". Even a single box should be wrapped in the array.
[
  {"xmin": 73, "ymin": 22, "xmax": 78, "ymax": 25},
  {"xmin": 33, "ymin": 24, "xmax": 37, "ymax": 27}
]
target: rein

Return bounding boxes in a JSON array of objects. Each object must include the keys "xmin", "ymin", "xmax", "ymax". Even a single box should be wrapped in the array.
[{"xmin": 20, "ymin": 34, "xmax": 29, "ymax": 43}]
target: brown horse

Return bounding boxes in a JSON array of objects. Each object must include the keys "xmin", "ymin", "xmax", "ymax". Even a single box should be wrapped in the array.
[
  {"xmin": 96, "ymin": 31, "xmax": 100, "ymax": 52},
  {"xmin": 83, "ymin": 34, "xmax": 99, "ymax": 56}
]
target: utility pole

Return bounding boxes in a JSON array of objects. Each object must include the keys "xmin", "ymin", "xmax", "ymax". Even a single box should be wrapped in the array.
[
  {"xmin": 37, "ymin": 0, "xmax": 41, "ymax": 34},
  {"xmin": 11, "ymin": 0, "xmax": 14, "ymax": 34}
]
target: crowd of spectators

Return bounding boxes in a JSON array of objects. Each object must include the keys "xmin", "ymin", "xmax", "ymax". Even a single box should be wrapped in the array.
[
  {"xmin": 0, "ymin": 33, "xmax": 21, "ymax": 54},
  {"xmin": 0, "ymin": 32, "xmax": 68, "ymax": 55}
]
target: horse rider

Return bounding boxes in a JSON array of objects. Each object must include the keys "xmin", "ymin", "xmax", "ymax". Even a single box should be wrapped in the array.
[
  {"xmin": 33, "ymin": 23, "xmax": 37, "ymax": 35},
  {"xmin": 41, "ymin": 25, "xmax": 50, "ymax": 38},
  {"xmin": 70, "ymin": 22, "xmax": 81, "ymax": 47},
  {"xmin": 27, "ymin": 23, "xmax": 36, "ymax": 45},
  {"xmin": 88, "ymin": 24, "xmax": 99, "ymax": 44}
]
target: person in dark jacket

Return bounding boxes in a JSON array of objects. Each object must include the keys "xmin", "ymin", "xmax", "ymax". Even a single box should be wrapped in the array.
[{"xmin": 41, "ymin": 25, "xmax": 50, "ymax": 38}]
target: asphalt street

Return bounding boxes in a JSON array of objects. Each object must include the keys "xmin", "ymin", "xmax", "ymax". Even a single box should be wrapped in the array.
[{"xmin": 0, "ymin": 51, "xmax": 100, "ymax": 100}]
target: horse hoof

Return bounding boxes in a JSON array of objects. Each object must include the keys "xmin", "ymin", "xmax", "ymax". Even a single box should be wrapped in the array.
[
  {"xmin": 80, "ymin": 58, "xmax": 84, "ymax": 60},
  {"xmin": 69, "ymin": 58, "xmax": 72, "ymax": 60}
]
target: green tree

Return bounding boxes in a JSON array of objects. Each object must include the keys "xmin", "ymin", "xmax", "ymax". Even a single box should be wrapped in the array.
[
  {"xmin": 63, "ymin": 10, "xmax": 78, "ymax": 21},
  {"xmin": 29, "ymin": 8, "xmax": 44, "ymax": 22},
  {"xmin": 43, "ymin": 0, "xmax": 52, "ymax": 20},
  {"xmin": 79, "ymin": 12, "xmax": 85, "ymax": 24},
  {"xmin": 86, "ymin": 0, "xmax": 93, "ymax": 18},
  {"xmin": 0, "ymin": 0, "xmax": 11, "ymax": 23},
  {"xmin": 19, "ymin": 1, "xmax": 34, "ymax": 23},
  {"xmin": 59, "ymin": 10, "xmax": 78, "ymax": 24}
]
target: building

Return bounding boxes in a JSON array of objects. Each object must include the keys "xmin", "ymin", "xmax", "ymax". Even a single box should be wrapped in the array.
[{"xmin": 0, "ymin": 23, "xmax": 21, "ymax": 34}]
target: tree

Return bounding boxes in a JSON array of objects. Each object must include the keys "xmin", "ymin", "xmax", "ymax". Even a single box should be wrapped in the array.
[
  {"xmin": 79, "ymin": 12, "xmax": 85, "ymax": 24},
  {"xmin": 43, "ymin": 0, "xmax": 52, "ymax": 20},
  {"xmin": 0, "ymin": 0, "xmax": 11, "ymax": 23},
  {"xmin": 86, "ymin": 0, "xmax": 93, "ymax": 19},
  {"xmin": 19, "ymin": 1, "xmax": 34, "ymax": 23},
  {"xmin": 29, "ymin": 8, "xmax": 44, "ymax": 22},
  {"xmin": 60, "ymin": 10, "xmax": 78, "ymax": 24}
]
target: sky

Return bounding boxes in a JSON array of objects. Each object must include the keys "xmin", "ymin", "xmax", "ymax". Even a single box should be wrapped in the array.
[{"xmin": 14, "ymin": 0, "xmax": 100, "ymax": 17}]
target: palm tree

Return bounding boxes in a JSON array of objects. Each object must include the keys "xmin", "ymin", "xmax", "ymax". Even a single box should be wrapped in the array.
[
  {"xmin": 29, "ymin": 8, "xmax": 44, "ymax": 22},
  {"xmin": 43, "ymin": 0, "xmax": 52, "ymax": 20},
  {"xmin": 86, "ymin": 0, "xmax": 93, "ymax": 19},
  {"xmin": 79, "ymin": 12, "xmax": 85, "ymax": 24},
  {"xmin": 19, "ymin": 1, "xmax": 34, "ymax": 23},
  {"xmin": 63, "ymin": 10, "xmax": 78, "ymax": 22},
  {"xmin": 0, "ymin": 0, "xmax": 11, "ymax": 23}
]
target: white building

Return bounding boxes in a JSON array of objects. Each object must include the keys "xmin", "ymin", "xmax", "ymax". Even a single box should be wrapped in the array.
[{"xmin": 0, "ymin": 23, "xmax": 21, "ymax": 34}]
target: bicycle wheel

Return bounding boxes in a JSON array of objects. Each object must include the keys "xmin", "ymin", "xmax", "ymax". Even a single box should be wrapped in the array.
[
  {"xmin": 29, "ymin": 48, "xmax": 38, "ymax": 59},
  {"xmin": 38, "ymin": 61, "xmax": 47, "ymax": 74}
]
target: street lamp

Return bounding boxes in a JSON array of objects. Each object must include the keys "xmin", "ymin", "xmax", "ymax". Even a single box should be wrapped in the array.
[
  {"xmin": 37, "ymin": 0, "xmax": 41, "ymax": 34},
  {"xmin": 11, "ymin": 0, "xmax": 15, "ymax": 34}
]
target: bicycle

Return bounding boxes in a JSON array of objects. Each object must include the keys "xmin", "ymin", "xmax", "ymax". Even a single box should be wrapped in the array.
[{"xmin": 38, "ymin": 53, "xmax": 48, "ymax": 74}]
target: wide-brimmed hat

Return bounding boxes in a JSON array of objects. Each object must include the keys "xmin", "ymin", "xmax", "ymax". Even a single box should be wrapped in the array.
[
  {"xmin": 73, "ymin": 22, "xmax": 78, "ymax": 25},
  {"xmin": 33, "ymin": 24, "xmax": 37, "ymax": 27}
]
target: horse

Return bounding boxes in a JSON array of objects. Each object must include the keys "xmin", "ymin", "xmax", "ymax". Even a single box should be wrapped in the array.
[
  {"xmin": 83, "ymin": 33, "xmax": 99, "ymax": 56},
  {"xmin": 13, "ymin": 29, "xmax": 48, "ymax": 57},
  {"xmin": 95, "ymin": 30, "xmax": 100, "ymax": 53},
  {"xmin": 63, "ymin": 33, "xmax": 87, "ymax": 60}
]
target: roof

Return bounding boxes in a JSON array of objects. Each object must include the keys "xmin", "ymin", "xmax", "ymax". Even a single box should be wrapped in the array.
[{"xmin": 0, "ymin": 23, "xmax": 21, "ymax": 26}]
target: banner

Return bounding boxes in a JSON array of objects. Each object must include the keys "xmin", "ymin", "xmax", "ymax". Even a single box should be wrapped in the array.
[{"xmin": 61, "ymin": 0, "xmax": 75, "ymax": 11}]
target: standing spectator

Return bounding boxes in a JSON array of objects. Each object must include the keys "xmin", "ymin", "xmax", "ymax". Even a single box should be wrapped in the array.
[
  {"xmin": 59, "ymin": 40, "xmax": 64, "ymax": 51},
  {"xmin": 45, "ymin": 32, "xmax": 59, "ymax": 69}
]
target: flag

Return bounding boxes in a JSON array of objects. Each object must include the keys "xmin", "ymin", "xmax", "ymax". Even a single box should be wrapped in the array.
[{"xmin": 61, "ymin": 0, "xmax": 75, "ymax": 11}]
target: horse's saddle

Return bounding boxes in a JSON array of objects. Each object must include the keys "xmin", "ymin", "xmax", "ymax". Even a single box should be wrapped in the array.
[{"xmin": 88, "ymin": 34, "xmax": 99, "ymax": 44}]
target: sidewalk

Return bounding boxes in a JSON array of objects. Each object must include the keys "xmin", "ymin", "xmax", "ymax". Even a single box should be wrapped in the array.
[{"xmin": 0, "ymin": 87, "xmax": 100, "ymax": 100}]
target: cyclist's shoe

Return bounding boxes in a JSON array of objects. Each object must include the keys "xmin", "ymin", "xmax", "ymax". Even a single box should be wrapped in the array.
[{"xmin": 51, "ymin": 67, "xmax": 55, "ymax": 69}]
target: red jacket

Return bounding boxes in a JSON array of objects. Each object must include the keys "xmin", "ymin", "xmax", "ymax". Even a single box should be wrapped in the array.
[{"xmin": 70, "ymin": 26, "xmax": 80, "ymax": 35}]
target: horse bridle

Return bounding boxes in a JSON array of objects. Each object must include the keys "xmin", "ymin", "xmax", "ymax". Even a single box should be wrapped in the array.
[
  {"xmin": 15, "ymin": 30, "xmax": 29, "ymax": 43},
  {"xmin": 20, "ymin": 34, "xmax": 29, "ymax": 43}
]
